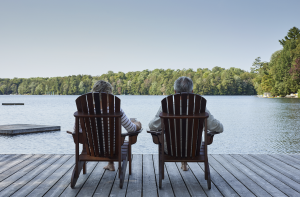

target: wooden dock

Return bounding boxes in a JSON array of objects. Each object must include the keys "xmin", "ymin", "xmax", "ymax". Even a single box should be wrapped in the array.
[
  {"xmin": 0, "ymin": 124, "xmax": 60, "ymax": 135},
  {"xmin": 0, "ymin": 154, "xmax": 299, "ymax": 196}
]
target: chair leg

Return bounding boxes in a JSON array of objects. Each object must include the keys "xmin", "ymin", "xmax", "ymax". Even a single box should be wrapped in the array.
[
  {"xmin": 204, "ymin": 160, "xmax": 208, "ymax": 180},
  {"xmin": 70, "ymin": 165, "xmax": 78, "ymax": 188},
  {"xmin": 83, "ymin": 162, "xmax": 86, "ymax": 174},
  {"xmin": 205, "ymin": 161, "xmax": 211, "ymax": 189},
  {"xmin": 119, "ymin": 154, "xmax": 128, "ymax": 189},
  {"xmin": 160, "ymin": 147, "xmax": 164, "ymax": 179},
  {"xmin": 129, "ymin": 144, "xmax": 132, "ymax": 175},
  {"xmin": 70, "ymin": 161, "xmax": 85, "ymax": 188},
  {"xmin": 159, "ymin": 144, "xmax": 163, "ymax": 188}
]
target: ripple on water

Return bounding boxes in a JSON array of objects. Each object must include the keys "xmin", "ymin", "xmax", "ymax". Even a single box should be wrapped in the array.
[{"xmin": 1, "ymin": 95, "xmax": 300, "ymax": 154}]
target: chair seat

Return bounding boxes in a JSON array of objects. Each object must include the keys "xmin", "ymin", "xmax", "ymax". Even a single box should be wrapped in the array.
[
  {"xmin": 164, "ymin": 144, "xmax": 206, "ymax": 162},
  {"xmin": 79, "ymin": 141, "xmax": 129, "ymax": 161}
]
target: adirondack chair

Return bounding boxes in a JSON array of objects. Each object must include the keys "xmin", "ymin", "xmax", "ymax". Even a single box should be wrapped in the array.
[
  {"xmin": 70, "ymin": 92, "xmax": 141, "ymax": 189},
  {"xmin": 148, "ymin": 93, "xmax": 211, "ymax": 189}
]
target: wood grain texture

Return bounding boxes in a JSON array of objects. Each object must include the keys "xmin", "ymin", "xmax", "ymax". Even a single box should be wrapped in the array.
[
  {"xmin": 240, "ymin": 154, "xmax": 300, "ymax": 194},
  {"xmin": 208, "ymin": 155, "xmax": 255, "ymax": 197},
  {"xmin": 212, "ymin": 154, "xmax": 271, "ymax": 197},
  {"xmin": 0, "ymin": 154, "xmax": 299, "ymax": 197},
  {"xmin": 188, "ymin": 162, "xmax": 223, "ymax": 197},
  {"xmin": 165, "ymin": 162, "xmax": 190, "ymax": 196},
  {"xmin": 11, "ymin": 155, "xmax": 70, "ymax": 197},
  {"xmin": 143, "ymin": 154, "xmax": 157, "ymax": 197},
  {"xmin": 175, "ymin": 162, "xmax": 207, "ymax": 196},
  {"xmin": 224, "ymin": 154, "xmax": 287, "ymax": 197},
  {"xmin": 126, "ymin": 154, "xmax": 143, "ymax": 197},
  {"xmin": 153, "ymin": 155, "xmax": 174, "ymax": 197}
]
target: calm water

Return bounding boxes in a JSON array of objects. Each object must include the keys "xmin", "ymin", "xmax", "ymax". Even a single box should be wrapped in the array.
[{"xmin": 0, "ymin": 95, "xmax": 300, "ymax": 154}]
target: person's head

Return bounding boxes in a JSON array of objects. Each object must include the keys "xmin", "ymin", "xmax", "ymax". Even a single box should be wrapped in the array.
[
  {"xmin": 92, "ymin": 80, "xmax": 113, "ymax": 94},
  {"xmin": 173, "ymin": 76, "xmax": 193, "ymax": 93}
]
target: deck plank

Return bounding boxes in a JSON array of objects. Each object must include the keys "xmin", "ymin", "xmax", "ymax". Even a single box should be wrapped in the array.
[
  {"xmin": 76, "ymin": 161, "xmax": 107, "ymax": 197},
  {"xmin": 143, "ymin": 154, "xmax": 158, "ymax": 197},
  {"xmin": 212, "ymin": 154, "xmax": 271, "ymax": 197},
  {"xmin": 289, "ymin": 154, "xmax": 300, "ymax": 160},
  {"xmin": 268, "ymin": 154, "xmax": 300, "ymax": 170},
  {"xmin": 197, "ymin": 160, "xmax": 239, "ymax": 197},
  {"xmin": 153, "ymin": 154, "xmax": 174, "ymax": 197},
  {"xmin": 43, "ymin": 161, "xmax": 74, "ymax": 197},
  {"xmin": 0, "ymin": 154, "xmax": 299, "ymax": 197},
  {"xmin": 26, "ymin": 155, "xmax": 74, "ymax": 197},
  {"xmin": 10, "ymin": 155, "xmax": 68, "ymax": 197},
  {"xmin": 93, "ymin": 162, "xmax": 118, "ymax": 197},
  {"xmin": 208, "ymin": 155, "xmax": 255, "ymax": 197},
  {"xmin": 222, "ymin": 154, "xmax": 287, "ymax": 197},
  {"xmin": 126, "ymin": 154, "xmax": 143, "ymax": 197},
  {"xmin": 0, "ymin": 154, "xmax": 42, "ymax": 182},
  {"xmin": 0, "ymin": 154, "xmax": 18, "ymax": 163},
  {"xmin": 233, "ymin": 154, "xmax": 299, "ymax": 196},
  {"xmin": 240, "ymin": 154, "xmax": 300, "ymax": 194},
  {"xmin": 250, "ymin": 154, "xmax": 300, "ymax": 184},
  {"xmin": 0, "ymin": 154, "xmax": 33, "ymax": 174},
  {"xmin": 59, "ymin": 162, "xmax": 98, "ymax": 197},
  {"xmin": 188, "ymin": 162, "xmax": 223, "ymax": 197},
  {"xmin": 0, "ymin": 154, "xmax": 52, "ymax": 192},
  {"xmin": 175, "ymin": 162, "xmax": 207, "ymax": 196},
  {"xmin": 109, "ymin": 162, "xmax": 129, "ymax": 197},
  {"xmin": 165, "ymin": 162, "xmax": 190, "ymax": 197},
  {"xmin": 0, "ymin": 155, "xmax": 63, "ymax": 197}
]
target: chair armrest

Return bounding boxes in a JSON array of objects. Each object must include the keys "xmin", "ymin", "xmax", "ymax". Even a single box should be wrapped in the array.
[
  {"xmin": 147, "ymin": 130, "xmax": 162, "ymax": 136},
  {"xmin": 121, "ymin": 128, "xmax": 143, "ymax": 137}
]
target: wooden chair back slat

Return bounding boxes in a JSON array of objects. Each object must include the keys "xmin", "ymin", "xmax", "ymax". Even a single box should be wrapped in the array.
[
  {"xmin": 200, "ymin": 97, "xmax": 206, "ymax": 113},
  {"xmin": 187, "ymin": 94, "xmax": 194, "ymax": 158},
  {"xmin": 76, "ymin": 96, "xmax": 90, "ymax": 155},
  {"xmin": 115, "ymin": 97, "xmax": 121, "ymax": 156},
  {"xmin": 167, "ymin": 96, "xmax": 176, "ymax": 156},
  {"xmin": 101, "ymin": 93, "xmax": 109, "ymax": 156},
  {"xmin": 161, "ymin": 98, "xmax": 171, "ymax": 155},
  {"xmin": 161, "ymin": 93, "xmax": 207, "ymax": 159},
  {"xmin": 181, "ymin": 93, "xmax": 187, "ymax": 157},
  {"xmin": 193, "ymin": 96, "xmax": 201, "ymax": 157},
  {"xmin": 80, "ymin": 95, "xmax": 95, "ymax": 156},
  {"xmin": 76, "ymin": 92, "xmax": 123, "ymax": 159},
  {"xmin": 87, "ymin": 93, "xmax": 100, "ymax": 157},
  {"xmin": 109, "ymin": 94, "xmax": 115, "ymax": 157},
  {"xmin": 94, "ymin": 93, "xmax": 104, "ymax": 156},
  {"xmin": 197, "ymin": 119, "xmax": 204, "ymax": 155},
  {"xmin": 174, "ymin": 94, "xmax": 181, "ymax": 157}
]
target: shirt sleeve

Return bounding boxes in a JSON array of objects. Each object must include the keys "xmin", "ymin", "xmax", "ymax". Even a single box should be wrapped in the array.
[
  {"xmin": 205, "ymin": 108, "xmax": 223, "ymax": 134},
  {"xmin": 148, "ymin": 106, "xmax": 162, "ymax": 130},
  {"xmin": 120, "ymin": 108, "xmax": 137, "ymax": 132}
]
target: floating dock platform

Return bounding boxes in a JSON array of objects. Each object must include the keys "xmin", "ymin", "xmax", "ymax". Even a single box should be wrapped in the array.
[
  {"xmin": 0, "ymin": 124, "xmax": 60, "ymax": 135},
  {"xmin": 2, "ymin": 103, "xmax": 24, "ymax": 105}
]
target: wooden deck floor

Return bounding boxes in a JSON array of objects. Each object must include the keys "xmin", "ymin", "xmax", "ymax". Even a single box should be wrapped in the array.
[{"xmin": 0, "ymin": 154, "xmax": 300, "ymax": 197}]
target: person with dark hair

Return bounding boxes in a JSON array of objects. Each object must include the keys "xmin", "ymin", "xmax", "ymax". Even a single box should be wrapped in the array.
[{"xmin": 148, "ymin": 76, "xmax": 223, "ymax": 171}]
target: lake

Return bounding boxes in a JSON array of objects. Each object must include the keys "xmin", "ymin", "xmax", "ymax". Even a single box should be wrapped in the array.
[{"xmin": 0, "ymin": 95, "xmax": 300, "ymax": 154}]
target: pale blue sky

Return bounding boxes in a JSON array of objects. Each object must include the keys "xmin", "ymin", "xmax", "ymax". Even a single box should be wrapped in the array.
[{"xmin": 0, "ymin": 0, "xmax": 299, "ymax": 78}]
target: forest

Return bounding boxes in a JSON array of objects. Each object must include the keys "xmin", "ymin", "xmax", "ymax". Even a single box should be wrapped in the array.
[
  {"xmin": 252, "ymin": 26, "xmax": 300, "ymax": 96},
  {"xmin": 1, "ymin": 26, "xmax": 299, "ymax": 96},
  {"xmin": 0, "ymin": 67, "xmax": 256, "ymax": 96}
]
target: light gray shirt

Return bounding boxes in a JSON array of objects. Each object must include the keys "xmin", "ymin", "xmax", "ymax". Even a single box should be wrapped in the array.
[{"xmin": 148, "ymin": 106, "xmax": 223, "ymax": 134}]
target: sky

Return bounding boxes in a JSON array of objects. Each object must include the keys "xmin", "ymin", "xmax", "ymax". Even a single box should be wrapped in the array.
[{"xmin": 0, "ymin": 0, "xmax": 300, "ymax": 79}]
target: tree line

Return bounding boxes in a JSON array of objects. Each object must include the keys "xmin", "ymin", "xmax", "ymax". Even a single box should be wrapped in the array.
[
  {"xmin": 0, "ymin": 67, "xmax": 257, "ymax": 96},
  {"xmin": 252, "ymin": 26, "xmax": 300, "ymax": 96}
]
